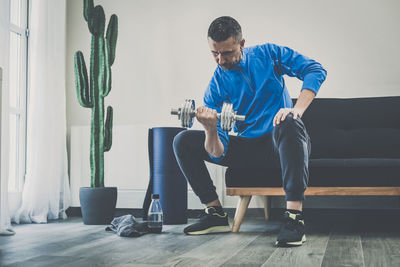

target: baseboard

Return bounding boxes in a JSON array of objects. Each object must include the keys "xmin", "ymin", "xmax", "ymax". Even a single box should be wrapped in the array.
[
  {"xmin": 65, "ymin": 207, "xmax": 272, "ymax": 219},
  {"xmin": 66, "ymin": 207, "xmax": 400, "ymax": 222},
  {"xmin": 69, "ymin": 189, "xmax": 204, "ymax": 209}
]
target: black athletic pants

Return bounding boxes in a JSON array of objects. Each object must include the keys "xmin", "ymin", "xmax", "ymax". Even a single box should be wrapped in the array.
[{"xmin": 173, "ymin": 114, "xmax": 311, "ymax": 204}]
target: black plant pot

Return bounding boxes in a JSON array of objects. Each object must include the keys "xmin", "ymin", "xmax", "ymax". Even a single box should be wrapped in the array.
[{"xmin": 79, "ymin": 187, "xmax": 117, "ymax": 225}]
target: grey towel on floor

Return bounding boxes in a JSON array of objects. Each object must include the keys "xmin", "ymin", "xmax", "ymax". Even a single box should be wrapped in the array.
[{"xmin": 105, "ymin": 215, "xmax": 148, "ymax": 237}]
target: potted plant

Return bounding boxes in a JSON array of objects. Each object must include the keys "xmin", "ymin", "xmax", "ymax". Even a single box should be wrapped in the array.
[{"xmin": 74, "ymin": 0, "xmax": 118, "ymax": 225}]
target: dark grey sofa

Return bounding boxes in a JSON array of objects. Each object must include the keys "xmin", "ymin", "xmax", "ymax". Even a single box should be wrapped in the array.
[{"xmin": 225, "ymin": 96, "xmax": 400, "ymax": 232}]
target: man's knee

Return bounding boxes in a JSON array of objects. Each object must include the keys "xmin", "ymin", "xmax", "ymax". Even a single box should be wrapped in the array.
[
  {"xmin": 275, "ymin": 114, "xmax": 299, "ymax": 131},
  {"xmin": 173, "ymin": 130, "xmax": 203, "ymax": 156},
  {"xmin": 273, "ymin": 114, "xmax": 303, "ymax": 141},
  {"xmin": 173, "ymin": 130, "xmax": 189, "ymax": 153}
]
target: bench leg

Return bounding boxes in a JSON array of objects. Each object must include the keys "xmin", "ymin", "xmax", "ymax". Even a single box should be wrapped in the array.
[
  {"xmin": 232, "ymin": 196, "xmax": 252, "ymax": 233},
  {"xmin": 263, "ymin": 196, "xmax": 271, "ymax": 220}
]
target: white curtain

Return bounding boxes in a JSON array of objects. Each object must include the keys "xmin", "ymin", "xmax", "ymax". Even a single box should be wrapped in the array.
[
  {"xmin": 1, "ymin": 66, "xmax": 14, "ymax": 235},
  {"xmin": 12, "ymin": 0, "xmax": 70, "ymax": 224},
  {"xmin": 0, "ymin": 0, "xmax": 15, "ymax": 235},
  {"xmin": 1, "ymin": 67, "xmax": 14, "ymax": 235}
]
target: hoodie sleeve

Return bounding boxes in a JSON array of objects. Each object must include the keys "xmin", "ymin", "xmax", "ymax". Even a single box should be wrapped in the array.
[
  {"xmin": 203, "ymin": 74, "xmax": 229, "ymax": 163},
  {"xmin": 266, "ymin": 43, "xmax": 327, "ymax": 95}
]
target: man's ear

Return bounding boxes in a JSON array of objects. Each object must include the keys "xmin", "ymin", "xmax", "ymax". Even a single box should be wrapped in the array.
[{"xmin": 240, "ymin": 39, "xmax": 245, "ymax": 51}]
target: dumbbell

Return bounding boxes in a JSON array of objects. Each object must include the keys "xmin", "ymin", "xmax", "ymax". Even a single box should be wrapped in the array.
[{"xmin": 171, "ymin": 99, "xmax": 245, "ymax": 131}]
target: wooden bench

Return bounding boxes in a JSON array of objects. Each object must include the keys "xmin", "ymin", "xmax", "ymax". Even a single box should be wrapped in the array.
[{"xmin": 227, "ymin": 187, "xmax": 400, "ymax": 232}]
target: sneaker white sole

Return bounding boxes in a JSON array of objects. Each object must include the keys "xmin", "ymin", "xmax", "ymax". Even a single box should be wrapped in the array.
[
  {"xmin": 275, "ymin": 234, "xmax": 306, "ymax": 247},
  {"xmin": 186, "ymin": 225, "xmax": 231, "ymax": 235}
]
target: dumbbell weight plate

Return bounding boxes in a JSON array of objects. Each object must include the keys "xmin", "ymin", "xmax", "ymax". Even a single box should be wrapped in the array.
[
  {"xmin": 181, "ymin": 99, "xmax": 195, "ymax": 128},
  {"xmin": 221, "ymin": 102, "xmax": 234, "ymax": 131},
  {"xmin": 221, "ymin": 102, "xmax": 228, "ymax": 131},
  {"xmin": 228, "ymin": 103, "xmax": 234, "ymax": 131}
]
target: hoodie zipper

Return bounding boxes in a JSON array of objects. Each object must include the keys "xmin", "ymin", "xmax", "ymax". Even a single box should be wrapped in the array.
[{"xmin": 239, "ymin": 68, "xmax": 255, "ymax": 95}]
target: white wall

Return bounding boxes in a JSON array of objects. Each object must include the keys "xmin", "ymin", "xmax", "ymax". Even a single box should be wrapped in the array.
[{"xmin": 66, "ymin": 0, "xmax": 400, "ymax": 209}]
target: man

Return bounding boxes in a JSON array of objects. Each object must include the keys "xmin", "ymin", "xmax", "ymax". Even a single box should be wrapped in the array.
[{"xmin": 173, "ymin": 16, "xmax": 326, "ymax": 247}]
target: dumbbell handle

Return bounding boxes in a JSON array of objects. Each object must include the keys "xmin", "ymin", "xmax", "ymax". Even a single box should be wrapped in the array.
[{"xmin": 171, "ymin": 108, "xmax": 245, "ymax": 122}]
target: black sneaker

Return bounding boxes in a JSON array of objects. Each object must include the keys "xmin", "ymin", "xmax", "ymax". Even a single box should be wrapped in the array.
[
  {"xmin": 275, "ymin": 211, "xmax": 306, "ymax": 247},
  {"xmin": 184, "ymin": 207, "xmax": 230, "ymax": 235}
]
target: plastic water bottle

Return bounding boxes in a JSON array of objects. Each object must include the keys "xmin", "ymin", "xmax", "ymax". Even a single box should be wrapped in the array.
[{"xmin": 147, "ymin": 194, "xmax": 163, "ymax": 233}]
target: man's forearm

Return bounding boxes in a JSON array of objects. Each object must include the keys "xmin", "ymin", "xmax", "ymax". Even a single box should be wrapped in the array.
[
  {"xmin": 204, "ymin": 129, "xmax": 224, "ymax": 158},
  {"xmin": 294, "ymin": 89, "xmax": 316, "ymax": 116}
]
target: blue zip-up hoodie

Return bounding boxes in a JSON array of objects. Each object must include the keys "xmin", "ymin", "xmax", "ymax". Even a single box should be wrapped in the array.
[{"xmin": 204, "ymin": 43, "xmax": 327, "ymax": 162}]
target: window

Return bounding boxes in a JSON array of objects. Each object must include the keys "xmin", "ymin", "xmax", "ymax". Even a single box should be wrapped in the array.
[{"xmin": 8, "ymin": 0, "xmax": 28, "ymax": 192}]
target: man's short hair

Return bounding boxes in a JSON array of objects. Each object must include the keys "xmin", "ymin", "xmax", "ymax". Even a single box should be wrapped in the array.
[{"xmin": 208, "ymin": 16, "xmax": 242, "ymax": 43}]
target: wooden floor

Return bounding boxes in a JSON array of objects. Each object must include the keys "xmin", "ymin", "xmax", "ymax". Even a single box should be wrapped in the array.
[{"xmin": 1, "ymin": 209, "xmax": 400, "ymax": 267}]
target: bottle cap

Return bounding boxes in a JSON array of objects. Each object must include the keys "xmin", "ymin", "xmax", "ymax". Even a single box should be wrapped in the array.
[{"xmin": 151, "ymin": 194, "xmax": 159, "ymax": 199}]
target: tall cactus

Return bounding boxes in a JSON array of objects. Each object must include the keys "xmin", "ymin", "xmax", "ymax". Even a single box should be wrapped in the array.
[{"xmin": 74, "ymin": 0, "xmax": 118, "ymax": 187}]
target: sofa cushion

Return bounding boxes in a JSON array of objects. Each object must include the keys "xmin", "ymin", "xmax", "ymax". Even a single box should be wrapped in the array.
[
  {"xmin": 225, "ymin": 158, "xmax": 400, "ymax": 187},
  {"xmin": 300, "ymin": 97, "xmax": 400, "ymax": 159}
]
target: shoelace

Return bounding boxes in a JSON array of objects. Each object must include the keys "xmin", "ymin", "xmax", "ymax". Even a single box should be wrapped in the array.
[
  {"xmin": 284, "ymin": 212, "xmax": 304, "ymax": 231},
  {"xmin": 197, "ymin": 207, "xmax": 213, "ymax": 218},
  {"xmin": 197, "ymin": 207, "xmax": 222, "ymax": 221},
  {"xmin": 197, "ymin": 210, "xmax": 207, "ymax": 219}
]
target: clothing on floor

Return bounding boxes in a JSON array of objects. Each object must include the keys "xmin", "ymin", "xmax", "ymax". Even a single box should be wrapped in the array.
[{"xmin": 105, "ymin": 215, "xmax": 149, "ymax": 237}]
